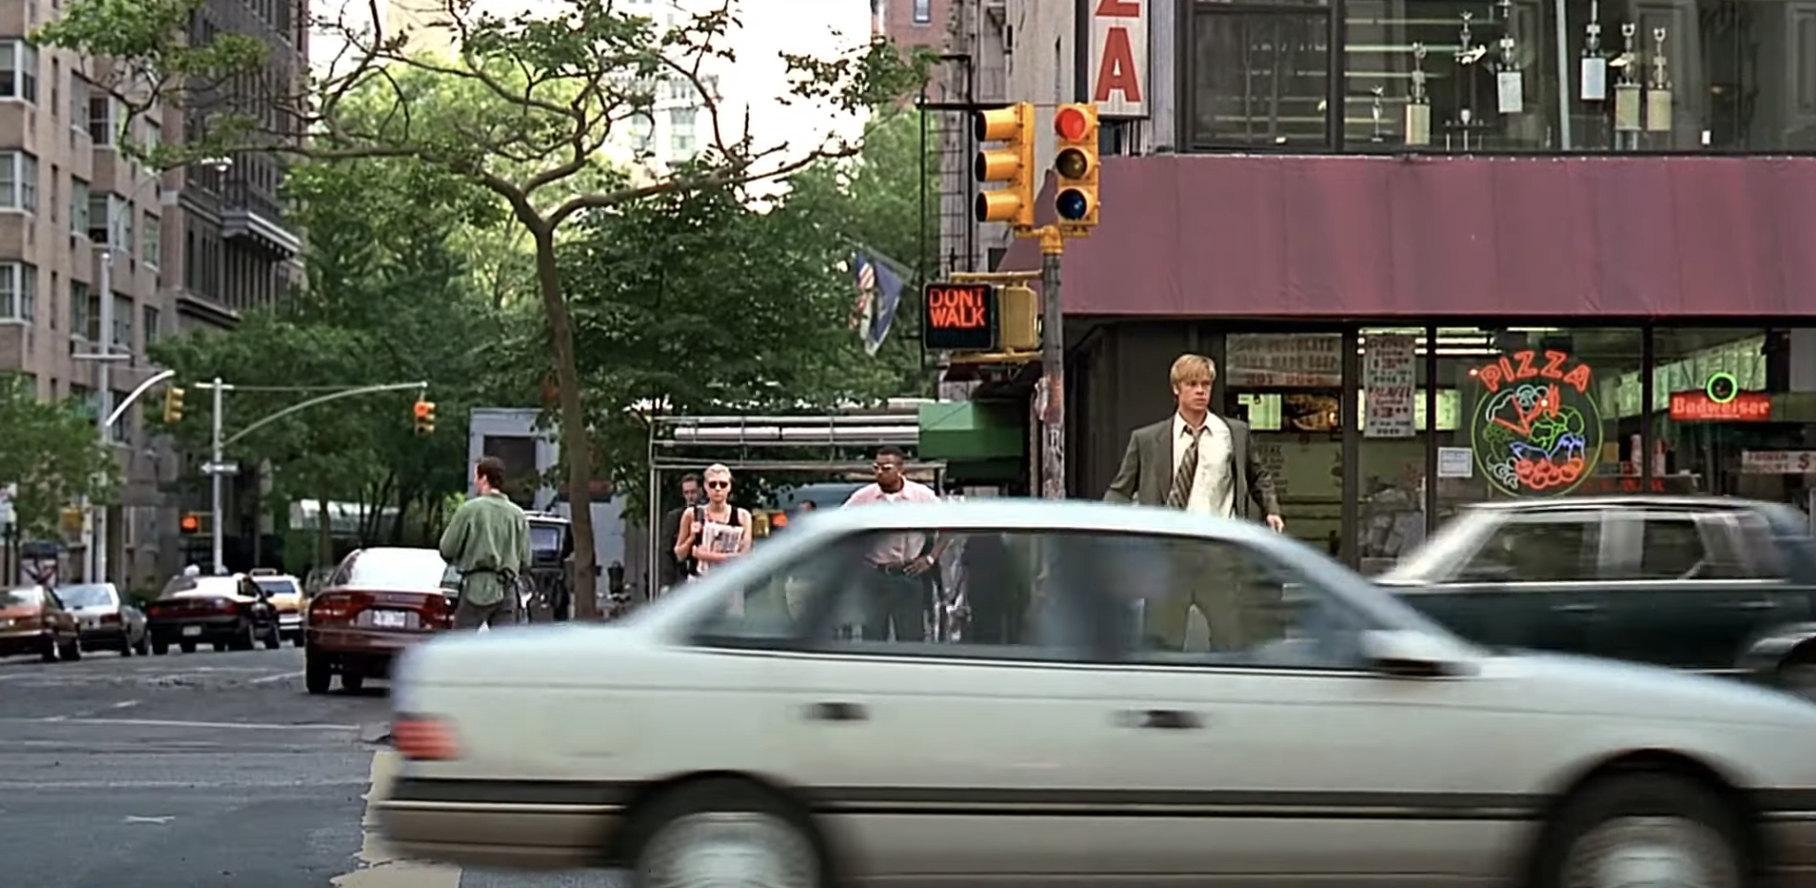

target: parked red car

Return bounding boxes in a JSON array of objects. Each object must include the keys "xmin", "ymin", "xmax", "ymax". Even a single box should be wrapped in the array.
[{"xmin": 304, "ymin": 547, "xmax": 456, "ymax": 694}]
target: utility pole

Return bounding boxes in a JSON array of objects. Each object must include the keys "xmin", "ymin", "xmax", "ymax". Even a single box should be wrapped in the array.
[
  {"xmin": 1037, "ymin": 227, "xmax": 1066, "ymax": 500},
  {"xmin": 70, "ymin": 248, "xmax": 124, "ymax": 584},
  {"xmin": 208, "ymin": 377, "xmax": 227, "ymax": 574}
]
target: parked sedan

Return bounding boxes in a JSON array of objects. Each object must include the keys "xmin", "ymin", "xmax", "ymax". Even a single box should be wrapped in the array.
[
  {"xmin": 304, "ymin": 547, "xmax": 455, "ymax": 694},
  {"xmin": 145, "ymin": 573, "xmax": 282, "ymax": 655},
  {"xmin": 0, "ymin": 586, "xmax": 81, "ymax": 662},
  {"xmin": 56, "ymin": 582, "xmax": 149, "ymax": 656},
  {"xmin": 1379, "ymin": 496, "xmax": 1816, "ymax": 692},
  {"xmin": 377, "ymin": 500, "xmax": 1816, "ymax": 888}
]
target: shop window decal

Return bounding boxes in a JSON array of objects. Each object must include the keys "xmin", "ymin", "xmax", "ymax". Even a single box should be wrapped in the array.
[{"xmin": 1469, "ymin": 350, "xmax": 1602, "ymax": 497}]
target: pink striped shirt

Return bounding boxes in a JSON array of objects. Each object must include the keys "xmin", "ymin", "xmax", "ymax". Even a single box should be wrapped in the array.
[{"xmin": 843, "ymin": 480, "xmax": 939, "ymax": 564}]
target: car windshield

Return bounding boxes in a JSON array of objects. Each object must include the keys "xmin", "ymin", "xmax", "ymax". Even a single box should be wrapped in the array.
[
  {"xmin": 1378, "ymin": 509, "xmax": 1499, "ymax": 583},
  {"xmin": 57, "ymin": 584, "xmax": 115, "ymax": 607},
  {"xmin": 254, "ymin": 578, "xmax": 300, "ymax": 597},
  {"xmin": 1, "ymin": 587, "xmax": 44, "ymax": 607},
  {"xmin": 163, "ymin": 576, "xmax": 244, "ymax": 598},
  {"xmin": 346, "ymin": 549, "xmax": 449, "ymax": 592},
  {"xmin": 530, "ymin": 523, "xmax": 566, "ymax": 554}
]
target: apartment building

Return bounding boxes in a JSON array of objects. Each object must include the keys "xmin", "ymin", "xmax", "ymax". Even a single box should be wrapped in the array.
[{"xmin": 0, "ymin": 0, "xmax": 306, "ymax": 590}]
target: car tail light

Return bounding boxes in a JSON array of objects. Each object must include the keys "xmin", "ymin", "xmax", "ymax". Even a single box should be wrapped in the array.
[
  {"xmin": 392, "ymin": 714, "xmax": 460, "ymax": 761},
  {"xmin": 214, "ymin": 599, "xmax": 239, "ymax": 616},
  {"xmin": 101, "ymin": 613, "xmax": 121, "ymax": 624}
]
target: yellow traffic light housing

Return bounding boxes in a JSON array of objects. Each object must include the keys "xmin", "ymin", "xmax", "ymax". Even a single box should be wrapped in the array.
[
  {"xmin": 162, "ymin": 386, "xmax": 186, "ymax": 424},
  {"xmin": 1053, "ymin": 103, "xmax": 1100, "ymax": 233},
  {"xmin": 997, "ymin": 285, "xmax": 1039, "ymax": 351},
  {"xmin": 972, "ymin": 103, "xmax": 1036, "ymax": 229},
  {"xmin": 413, "ymin": 400, "xmax": 436, "ymax": 436}
]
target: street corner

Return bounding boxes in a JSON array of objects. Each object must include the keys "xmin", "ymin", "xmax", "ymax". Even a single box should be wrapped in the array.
[{"xmin": 332, "ymin": 748, "xmax": 463, "ymax": 888}]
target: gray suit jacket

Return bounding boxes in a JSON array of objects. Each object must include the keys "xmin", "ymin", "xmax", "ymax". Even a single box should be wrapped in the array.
[{"xmin": 1103, "ymin": 416, "xmax": 1282, "ymax": 520}]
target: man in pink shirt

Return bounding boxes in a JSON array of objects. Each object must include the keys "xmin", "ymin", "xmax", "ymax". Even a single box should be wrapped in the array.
[{"xmin": 842, "ymin": 445, "xmax": 941, "ymax": 641}]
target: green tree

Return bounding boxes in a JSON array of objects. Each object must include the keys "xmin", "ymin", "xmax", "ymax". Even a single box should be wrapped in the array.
[
  {"xmin": 0, "ymin": 375, "xmax": 117, "ymax": 541},
  {"xmin": 35, "ymin": 0, "xmax": 930, "ymax": 616}
]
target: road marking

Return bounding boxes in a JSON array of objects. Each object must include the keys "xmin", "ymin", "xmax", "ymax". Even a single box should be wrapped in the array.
[
  {"xmin": 0, "ymin": 717, "xmax": 360, "ymax": 731},
  {"xmin": 123, "ymin": 815, "xmax": 175, "ymax": 824},
  {"xmin": 332, "ymin": 749, "xmax": 462, "ymax": 888},
  {"xmin": 249, "ymin": 670, "xmax": 305, "ymax": 684}
]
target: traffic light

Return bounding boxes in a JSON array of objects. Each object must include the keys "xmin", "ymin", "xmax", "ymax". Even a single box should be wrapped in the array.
[
  {"xmin": 162, "ymin": 385, "xmax": 186, "ymax": 424},
  {"xmin": 179, "ymin": 512, "xmax": 202, "ymax": 535},
  {"xmin": 972, "ymin": 103, "xmax": 1036, "ymax": 229},
  {"xmin": 1053, "ymin": 103, "xmax": 1100, "ymax": 232},
  {"xmin": 413, "ymin": 400, "xmax": 436, "ymax": 436}
]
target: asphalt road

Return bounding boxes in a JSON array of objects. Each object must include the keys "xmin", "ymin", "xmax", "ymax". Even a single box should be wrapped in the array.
[{"xmin": 0, "ymin": 644, "xmax": 621, "ymax": 888}]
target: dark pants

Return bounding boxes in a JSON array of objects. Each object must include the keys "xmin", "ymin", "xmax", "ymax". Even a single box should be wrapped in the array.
[
  {"xmin": 862, "ymin": 570, "xmax": 927, "ymax": 642},
  {"xmin": 454, "ymin": 594, "xmax": 516, "ymax": 629}
]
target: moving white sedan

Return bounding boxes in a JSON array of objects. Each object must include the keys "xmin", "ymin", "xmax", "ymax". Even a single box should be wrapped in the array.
[{"xmin": 377, "ymin": 500, "xmax": 1816, "ymax": 888}]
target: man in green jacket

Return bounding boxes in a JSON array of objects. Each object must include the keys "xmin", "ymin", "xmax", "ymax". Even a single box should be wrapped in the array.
[{"xmin": 439, "ymin": 456, "xmax": 532, "ymax": 629}]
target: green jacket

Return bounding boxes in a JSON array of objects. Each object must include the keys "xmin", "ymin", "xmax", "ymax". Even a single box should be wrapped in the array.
[{"xmin": 438, "ymin": 492, "xmax": 531, "ymax": 607}]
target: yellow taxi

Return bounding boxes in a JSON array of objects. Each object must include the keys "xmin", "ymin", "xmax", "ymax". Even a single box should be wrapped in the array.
[{"xmin": 248, "ymin": 569, "xmax": 306, "ymax": 646}]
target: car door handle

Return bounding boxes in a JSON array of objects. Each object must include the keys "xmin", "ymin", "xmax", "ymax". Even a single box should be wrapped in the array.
[
  {"xmin": 1721, "ymin": 599, "xmax": 1778, "ymax": 611},
  {"xmin": 1551, "ymin": 602, "xmax": 1603, "ymax": 614},
  {"xmin": 806, "ymin": 701, "xmax": 868, "ymax": 722},
  {"xmin": 1121, "ymin": 709, "xmax": 1202, "ymax": 730}
]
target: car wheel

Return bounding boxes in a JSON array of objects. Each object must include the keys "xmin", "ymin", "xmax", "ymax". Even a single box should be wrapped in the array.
[
  {"xmin": 261, "ymin": 622, "xmax": 281, "ymax": 650},
  {"xmin": 626, "ymin": 780, "xmax": 823, "ymax": 888},
  {"xmin": 230, "ymin": 621, "xmax": 256, "ymax": 651},
  {"xmin": 134, "ymin": 633, "xmax": 151, "ymax": 656},
  {"xmin": 152, "ymin": 639, "xmax": 169, "ymax": 656},
  {"xmin": 40, "ymin": 638, "xmax": 58, "ymax": 663},
  {"xmin": 1536, "ymin": 774, "xmax": 1747, "ymax": 888},
  {"xmin": 179, "ymin": 641, "xmax": 197, "ymax": 654},
  {"xmin": 58, "ymin": 636, "xmax": 82, "ymax": 662},
  {"xmin": 341, "ymin": 669, "xmax": 365, "ymax": 693},
  {"xmin": 120, "ymin": 636, "xmax": 134, "ymax": 657},
  {"xmin": 1776, "ymin": 655, "xmax": 1816, "ymax": 700},
  {"xmin": 304, "ymin": 652, "xmax": 331, "ymax": 695}
]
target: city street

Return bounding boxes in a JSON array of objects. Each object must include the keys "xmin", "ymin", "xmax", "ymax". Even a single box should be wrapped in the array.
[{"xmin": 0, "ymin": 647, "xmax": 620, "ymax": 888}]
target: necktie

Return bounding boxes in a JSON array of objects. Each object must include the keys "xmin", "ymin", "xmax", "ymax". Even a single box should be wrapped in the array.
[{"xmin": 1167, "ymin": 426, "xmax": 1204, "ymax": 508}]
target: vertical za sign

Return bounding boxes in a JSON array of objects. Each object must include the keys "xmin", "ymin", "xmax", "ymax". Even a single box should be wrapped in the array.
[{"xmin": 1092, "ymin": 0, "xmax": 1148, "ymax": 118}]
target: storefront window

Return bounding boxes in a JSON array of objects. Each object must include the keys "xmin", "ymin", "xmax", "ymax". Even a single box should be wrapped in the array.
[
  {"xmin": 1649, "ymin": 329, "xmax": 1814, "ymax": 504},
  {"xmin": 1223, "ymin": 332, "xmax": 1345, "ymax": 555},
  {"xmin": 1190, "ymin": 4, "xmax": 1335, "ymax": 149},
  {"xmin": 1434, "ymin": 327, "xmax": 1643, "ymax": 520}
]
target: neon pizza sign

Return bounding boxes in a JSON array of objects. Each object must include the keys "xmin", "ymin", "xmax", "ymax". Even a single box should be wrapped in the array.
[{"xmin": 1469, "ymin": 350, "xmax": 1602, "ymax": 496}]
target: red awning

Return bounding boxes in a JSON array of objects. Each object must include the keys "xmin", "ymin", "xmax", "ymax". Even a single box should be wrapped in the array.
[{"xmin": 1003, "ymin": 154, "xmax": 1816, "ymax": 318}]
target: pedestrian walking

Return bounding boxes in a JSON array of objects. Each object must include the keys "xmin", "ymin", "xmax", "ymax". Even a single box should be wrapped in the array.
[
  {"xmin": 842, "ymin": 445, "xmax": 943, "ymax": 642},
  {"xmin": 438, "ymin": 456, "xmax": 532, "ymax": 630},
  {"xmin": 1103, "ymin": 353, "xmax": 1284, "ymax": 651},
  {"xmin": 657, "ymin": 473, "xmax": 703, "ymax": 593}
]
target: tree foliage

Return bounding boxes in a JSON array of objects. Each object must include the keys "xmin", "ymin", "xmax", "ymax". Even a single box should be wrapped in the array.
[
  {"xmin": 34, "ymin": 0, "xmax": 931, "ymax": 616},
  {"xmin": 0, "ymin": 375, "xmax": 117, "ymax": 540},
  {"xmin": 149, "ymin": 154, "xmax": 508, "ymax": 565}
]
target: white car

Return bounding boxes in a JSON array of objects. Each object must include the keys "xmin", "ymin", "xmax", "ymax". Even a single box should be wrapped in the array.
[{"xmin": 377, "ymin": 500, "xmax": 1816, "ymax": 888}]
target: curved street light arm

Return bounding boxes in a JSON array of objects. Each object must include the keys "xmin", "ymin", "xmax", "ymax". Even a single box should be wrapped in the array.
[
  {"xmin": 106, "ymin": 369, "xmax": 177, "ymax": 429},
  {"xmin": 223, "ymin": 382, "xmax": 428, "ymax": 449}
]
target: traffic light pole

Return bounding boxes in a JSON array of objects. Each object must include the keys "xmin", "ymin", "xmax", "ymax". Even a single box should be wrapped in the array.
[
  {"xmin": 1037, "ymin": 226, "xmax": 1066, "ymax": 500},
  {"xmin": 194, "ymin": 380, "xmax": 429, "ymax": 575}
]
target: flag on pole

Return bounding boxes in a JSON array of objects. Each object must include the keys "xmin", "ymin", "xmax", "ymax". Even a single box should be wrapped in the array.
[{"xmin": 850, "ymin": 251, "xmax": 904, "ymax": 356}]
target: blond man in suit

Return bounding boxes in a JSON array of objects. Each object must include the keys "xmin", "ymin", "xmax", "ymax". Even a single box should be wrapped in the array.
[{"xmin": 1105, "ymin": 353, "xmax": 1285, "ymax": 650}]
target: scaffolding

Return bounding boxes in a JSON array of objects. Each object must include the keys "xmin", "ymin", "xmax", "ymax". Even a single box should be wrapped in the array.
[{"xmin": 643, "ymin": 407, "xmax": 944, "ymax": 595}]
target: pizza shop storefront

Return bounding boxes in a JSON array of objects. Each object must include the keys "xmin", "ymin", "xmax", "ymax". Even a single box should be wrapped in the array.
[{"xmin": 1004, "ymin": 155, "xmax": 1816, "ymax": 573}]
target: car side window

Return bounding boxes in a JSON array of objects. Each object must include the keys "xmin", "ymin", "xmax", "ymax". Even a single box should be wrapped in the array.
[
  {"xmin": 1728, "ymin": 512, "xmax": 1788, "ymax": 579},
  {"xmin": 1113, "ymin": 534, "xmax": 1362, "ymax": 668},
  {"xmin": 691, "ymin": 528, "xmax": 1097, "ymax": 660},
  {"xmin": 1456, "ymin": 516, "xmax": 1600, "ymax": 582}
]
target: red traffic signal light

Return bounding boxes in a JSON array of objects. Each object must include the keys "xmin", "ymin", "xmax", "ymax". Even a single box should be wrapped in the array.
[
  {"xmin": 179, "ymin": 513, "xmax": 201, "ymax": 534},
  {"xmin": 1055, "ymin": 105, "xmax": 1093, "ymax": 142},
  {"xmin": 413, "ymin": 400, "xmax": 433, "ymax": 419}
]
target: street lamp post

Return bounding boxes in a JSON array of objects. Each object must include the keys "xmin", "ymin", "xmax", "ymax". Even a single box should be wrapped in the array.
[{"xmin": 81, "ymin": 156, "xmax": 231, "ymax": 586}]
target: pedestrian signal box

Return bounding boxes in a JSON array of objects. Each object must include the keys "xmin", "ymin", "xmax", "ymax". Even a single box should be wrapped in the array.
[{"xmin": 922, "ymin": 283, "xmax": 997, "ymax": 351}]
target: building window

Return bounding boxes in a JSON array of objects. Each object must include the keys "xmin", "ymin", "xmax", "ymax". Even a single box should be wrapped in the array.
[
  {"xmin": 0, "ymin": 41, "xmax": 39, "ymax": 103},
  {"xmin": 1190, "ymin": 5, "xmax": 1334, "ymax": 149},
  {"xmin": 70, "ymin": 279, "xmax": 96, "ymax": 340},
  {"xmin": 142, "ymin": 214, "xmax": 161, "ymax": 268},
  {"xmin": 913, "ymin": 0, "xmax": 931, "ymax": 23},
  {"xmin": 70, "ymin": 177, "xmax": 89, "ymax": 236},
  {"xmin": 111, "ymin": 294, "xmax": 133, "ymax": 350},
  {"xmin": 0, "ymin": 151, "xmax": 39, "ymax": 212},
  {"xmin": 142, "ymin": 304, "xmax": 160, "ymax": 348},
  {"xmin": 669, "ymin": 107, "xmax": 697, "ymax": 158},
  {"xmin": 87, "ymin": 193, "xmax": 109, "ymax": 242},
  {"xmin": 0, "ymin": 263, "xmax": 36, "ymax": 322},
  {"xmin": 88, "ymin": 94, "xmax": 115, "ymax": 144}
]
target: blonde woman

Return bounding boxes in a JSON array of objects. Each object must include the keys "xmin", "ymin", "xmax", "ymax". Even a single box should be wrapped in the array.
[{"xmin": 673, "ymin": 463, "xmax": 752, "ymax": 580}]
